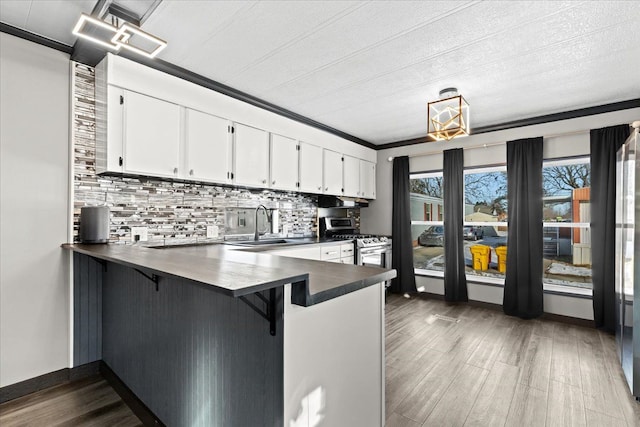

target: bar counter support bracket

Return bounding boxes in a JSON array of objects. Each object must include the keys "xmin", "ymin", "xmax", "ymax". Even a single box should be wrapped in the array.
[
  {"xmin": 239, "ymin": 288, "xmax": 277, "ymax": 336},
  {"xmin": 134, "ymin": 268, "xmax": 160, "ymax": 291}
]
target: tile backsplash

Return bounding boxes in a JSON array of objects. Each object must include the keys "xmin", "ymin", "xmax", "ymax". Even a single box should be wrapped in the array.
[{"xmin": 72, "ymin": 63, "xmax": 320, "ymax": 245}]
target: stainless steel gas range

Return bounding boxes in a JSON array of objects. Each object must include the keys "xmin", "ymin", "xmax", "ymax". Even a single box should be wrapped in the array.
[{"xmin": 319, "ymin": 217, "xmax": 392, "ymax": 270}]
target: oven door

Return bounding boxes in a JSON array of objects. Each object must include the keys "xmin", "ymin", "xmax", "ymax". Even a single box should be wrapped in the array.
[{"xmin": 358, "ymin": 246, "xmax": 391, "ymax": 269}]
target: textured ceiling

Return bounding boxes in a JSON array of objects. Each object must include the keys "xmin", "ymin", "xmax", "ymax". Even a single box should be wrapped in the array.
[{"xmin": 2, "ymin": 0, "xmax": 639, "ymax": 145}]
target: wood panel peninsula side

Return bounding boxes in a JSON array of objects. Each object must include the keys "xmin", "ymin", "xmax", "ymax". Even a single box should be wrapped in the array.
[{"xmin": 63, "ymin": 243, "xmax": 396, "ymax": 426}]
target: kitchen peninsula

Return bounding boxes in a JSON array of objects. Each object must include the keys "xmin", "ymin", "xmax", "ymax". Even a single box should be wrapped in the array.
[{"xmin": 64, "ymin": 242, "xmax": 395, "ymax": 427}]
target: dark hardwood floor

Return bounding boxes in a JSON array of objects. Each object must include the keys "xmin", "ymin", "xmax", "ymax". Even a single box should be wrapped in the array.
[
  {"xmin": 0, "ymin": 376, "xmax": 141, "ymax": 426},
  {"xmin": 3, "ymin": 295, "xmax": 638, "ymax": 426},
  {"xmin": 385, "ymin": 294, "xmax": 640, "ymax": 427}
]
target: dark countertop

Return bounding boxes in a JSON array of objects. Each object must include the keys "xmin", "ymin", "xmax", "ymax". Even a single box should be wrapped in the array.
[{"xmin": 62, "ymin": 243, "xmax": 396, "ymax": 307}]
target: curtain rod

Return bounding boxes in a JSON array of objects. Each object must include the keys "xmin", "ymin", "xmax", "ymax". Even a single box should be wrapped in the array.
[{"xmin": 386, "ymin": 129, "xmax": 589, "ymax": 161}]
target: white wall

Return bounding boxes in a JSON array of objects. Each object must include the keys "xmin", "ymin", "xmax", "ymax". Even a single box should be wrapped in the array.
[
  {"xmin": 361, "ymin": 107, "xmax": 640, "ymax": 320},
  {"xmin": 0, "ymin": 34, "xmax": 70, "ymax": 387}
]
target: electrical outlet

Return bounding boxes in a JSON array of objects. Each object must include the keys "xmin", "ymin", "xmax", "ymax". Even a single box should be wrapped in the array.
[
  {"xmin": 131, "ymin": 226, "xmax": 148, "ymax": 242},
  {"xmin": 206, "ymin": 225, "xmax": 219, "ymax": 238}
]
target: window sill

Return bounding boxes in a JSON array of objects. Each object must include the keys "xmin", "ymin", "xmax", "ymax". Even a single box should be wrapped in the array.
[{"xmin": 414, "ymin": 270, "xmax": 593, "ymax": 299}]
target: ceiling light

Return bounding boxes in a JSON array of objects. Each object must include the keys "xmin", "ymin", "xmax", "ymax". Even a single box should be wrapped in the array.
[
  {"xmin": 112, "ymin": 23, "xmax": 167, "ymax": 59},
  {"xmin": 427, "ymin": 88, "xmax": 470, "ymax": 141},
  {"xmin": 72, "ymin": 13, "xmax": 120, "ymax": 51},
  {"xmin": 72, "ymin": 13, "xmax": 166, "ymax": 59}
]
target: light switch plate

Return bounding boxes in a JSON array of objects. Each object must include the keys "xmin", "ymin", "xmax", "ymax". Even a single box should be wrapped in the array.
[
  {"xmin": 131, "ymin": 226, "xmax": 148, "ymax": 242},
  {"xmin": 206, "ymin": 225, "xmax": 219, "ymax": 238}
]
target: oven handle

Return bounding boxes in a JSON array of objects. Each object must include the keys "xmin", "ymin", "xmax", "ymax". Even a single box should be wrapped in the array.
[{"xmin": 359, "ymin": 248, "xmax": 390, "ymax": 256}]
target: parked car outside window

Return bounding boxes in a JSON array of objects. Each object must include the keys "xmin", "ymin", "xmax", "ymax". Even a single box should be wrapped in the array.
[
  {"xmin": 418, "ymin": 226, "xmax": 444, "ymax": 246},
  {"xmin": 463, "ymin": 226, "xmax": 484, "ymax": 240}
]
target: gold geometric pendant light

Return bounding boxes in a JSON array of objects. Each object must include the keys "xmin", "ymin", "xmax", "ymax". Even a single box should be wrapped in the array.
[{"xmin": 427, "ymin": 88, "xmax": 470, "ymax": 141}]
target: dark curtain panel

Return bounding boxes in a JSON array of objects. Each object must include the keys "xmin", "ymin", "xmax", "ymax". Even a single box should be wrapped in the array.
[
  {"xmin": 504, "ymin": 137, "xmax": 544, "ymax": 319},
  {"xmin": 591, "ymin": 124, "xmax": 630, "ymax": 331},
  {"xmin": 443, "ymin": 148, "xmax": 468, "ymax": 302},
  {"xmin": 391, "ymin": 156, "xmax": 417, "ymax": 294}
]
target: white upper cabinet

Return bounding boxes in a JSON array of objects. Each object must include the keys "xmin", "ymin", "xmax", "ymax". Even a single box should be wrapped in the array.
[
  {"xmin": 343, "ymin": 155, "xmax": 360, "ymax": 197},
  {"xmin": 323, "ymin": 150, "xmax": 343, "ymax": 196},
  {"xmin": 359, "ymin": 160, "xmax": 376, "ymax": 199},
  {"xmin": 185, "ymin": 109, "xmax": 230, "ymax": 183},
  {"xmin": 122, "ymin": 90, "xmax": 181, "ymax": 178},
  {"xmin": 94, "ymin": 55, "xmax": 377, "ymax": 193},
  {"xmin": 233, "ymin": 123, "xmax": 270, "ymax": 188},
  {"xmin": 298, "ymin": 142, "xmax": 323, "ymax": 194},
  {"xmin": 270, "ymin": 133, "xmax": 299, "ymax": 191}
]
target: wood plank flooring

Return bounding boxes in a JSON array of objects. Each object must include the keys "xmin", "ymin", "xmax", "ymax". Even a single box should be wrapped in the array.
[
  {"xmin": 0, "ymin": 376, "xmax": 142, "ymax": 426},
  {"xmin": 3, "ymin": 295, "xmax": 639, "ymax": 426},
  {"xmin": 385, "ymin": 294, "xmax": 640, "ymax": 427}
]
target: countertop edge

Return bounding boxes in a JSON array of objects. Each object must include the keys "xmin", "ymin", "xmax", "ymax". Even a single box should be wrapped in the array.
[
  {"xmin": 62, "ymin": 243, "xmax": 396, "ymax": 307},
  {"xmin": 62, "ymin": 243, "xmax": 310, "ymax": 298}
]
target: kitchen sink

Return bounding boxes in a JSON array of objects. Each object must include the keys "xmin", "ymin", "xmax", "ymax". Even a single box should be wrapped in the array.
[
  {"xmin": 232, "ymin": 239, "xmax": 289, "ymax": 246},
  {"xmin": 225, "ymin": 238, "xmax": 316, "ymax": 247}
]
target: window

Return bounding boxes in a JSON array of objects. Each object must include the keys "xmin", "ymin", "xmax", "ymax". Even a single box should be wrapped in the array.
[
  {"xmin": 410, "ymin": 172, "xmax": 444, "ymax": 274},
  {"xmin": 542, "ymin": 158, "xmax": 591, "ymax": 290},
  {"xmin": 410, "ymin": 157, "xmax": 592, "ymax": 293},
  {"xmin": 463, "ymin": 166, "xmax": 509, "ymax": 282}
]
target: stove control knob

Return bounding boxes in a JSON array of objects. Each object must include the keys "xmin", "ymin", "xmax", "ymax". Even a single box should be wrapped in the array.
[
  {"xmin": 363, "ymin": 239, "xmax": 370, "ymax": 244},
  {"xmin": 380, "ymin": 237, "xmax": 387, "ymax": 242}
]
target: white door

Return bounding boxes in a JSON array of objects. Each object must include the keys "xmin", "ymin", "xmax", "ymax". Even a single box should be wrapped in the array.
[
  {"xmin": 185, "ymin": 109, "xmax": 230, "ymax": 183},
  {"xmin": 343, "ymin": 155, "xmax": 360, "ymax": 197},
  {"xmin": 270, "ymin": 134, "xmax": 299, "ymax": 191},
  {"xmin": 360, "ymin": 160, "xmax": 376, "ymax": 199},
  {"xmin": 123, "ymin": 90, "xmax": 181, "ymax": 178},
  {"xmin": 233, "ymin": 123, "xmax": 270, "ymax": 187},
  {"xmin": 323, "ymin": 149, "xmax": 343, "ymax": 196},
  {"xmin": 299, "ymin": 142, "xmax": 323, "ymax": 194}
]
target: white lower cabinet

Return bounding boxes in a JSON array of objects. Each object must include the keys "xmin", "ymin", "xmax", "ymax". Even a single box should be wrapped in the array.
[
  {"xmin": 283, "ymin": 282, "xmax": 385, "ymax": 426},
  {"xmin": 269, "ymin": 242, "xmax": 355, "ymax": 264}
]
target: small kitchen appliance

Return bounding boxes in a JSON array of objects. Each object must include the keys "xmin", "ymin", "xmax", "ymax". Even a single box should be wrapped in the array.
[{"xmin": 79, "ymin": 206, "xmax": 110, "ymax": 243}]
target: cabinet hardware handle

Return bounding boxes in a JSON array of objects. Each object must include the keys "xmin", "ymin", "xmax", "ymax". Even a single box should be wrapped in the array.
[
  {"xmin": 272, "ymin": 180, "xmax": 276, "ymax": 185},
  {"xmin": 189, "ymin": 169, "xmax": 194, "ymax": 176},
  {"xmin": 325, "ymin": 251, "xmax": 338, "ymax": 255},
  {"xmin": 173, "ymin": 167, "xmax": 178, "ymax": 174},
  {"xmin": 262, "ymin": 179, "xmax": 267, "ymax": 184},
  {"xmin": 318, "ymin": 186, "xmax": 322, "ymax": 190},
  {"xmin": 324, "ymin": 187, "xmax": 328, "ymax": 191}
]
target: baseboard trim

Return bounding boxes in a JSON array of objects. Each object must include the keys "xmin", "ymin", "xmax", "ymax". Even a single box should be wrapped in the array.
[
  {"xmin": 100, "ymin": 361, "xmax": 165, "ymax": 427},
  {"xmin": 0, "ymin": 361, "xmax": 100, "ymax": 404},
  {"xmin": 416, "ymin": 292, "xmax": 595, "ymax": 328}
]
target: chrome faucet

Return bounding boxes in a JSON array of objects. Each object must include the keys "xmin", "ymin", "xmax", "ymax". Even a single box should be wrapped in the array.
[{"xmin": 254, "ymin": 204, "xmax": 269, "ymax": 241}]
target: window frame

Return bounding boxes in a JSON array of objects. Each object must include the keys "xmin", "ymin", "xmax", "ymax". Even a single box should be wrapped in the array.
[
  {"xmin": 410, "ymin": 157, "xmax": 593, "ymax": 297},
  {"xmin": 410, "ymin": 171, "xmax": 445, "ymax": 276}
]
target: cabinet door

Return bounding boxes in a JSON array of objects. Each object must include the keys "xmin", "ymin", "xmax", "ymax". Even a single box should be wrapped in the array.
[
  {"xmin": 343, "ymin": 155, "xmax": 360, "ymax": 197},
  {"xmin": 323, "ymin": 150, "xmax": 343, "ymax": 196},
  {"xmin": 299, "ymin": 142, "xmax": 323, "ymax": 194},
  {"xmin": 359, "ymin": 160, "xmax": 376, "ymax": 199},
  {"xmin": 270, "ymin": 134, "xmax": 299, "ymax": 191},
  {"xmin": 185, "ymin": 109, "xmax": 230, "ymax": 183},
  {"xmin": 233, "ymin": 123, "xmax": 270, "ymax": 187},
  {"xmin": 123, "ymin": 90, "xmax": 181, "ymax": 178}
]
